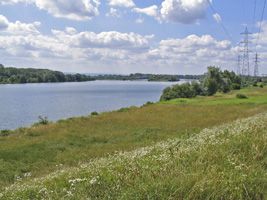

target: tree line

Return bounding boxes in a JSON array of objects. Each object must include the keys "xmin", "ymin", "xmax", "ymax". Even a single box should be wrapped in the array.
[
  {"xmin": 0, "ymin": 64, "xmax": 95, "ymax": 84},
  {"xmin": 160, "ymin": 66, "xmax": 266, "ymax": 101},
  {"xmin": 94, "ymin": 73, "xmax": 201, "ymax": 82},
  {"xmin": 0, "ymin": 64, "xmax": 203, "ymax": 84}
]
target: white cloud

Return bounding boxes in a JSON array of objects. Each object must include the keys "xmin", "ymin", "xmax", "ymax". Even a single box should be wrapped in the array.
[
  {"xmin": 0, "ymin": 18, "xmax": 240, "ymax": 74},
  {"xmin": 1, "ymin": 0, "xmax": 100, "ymax": 21},
  {"xmin": 213, "ymin": 13, "xmax": 222, "ymax": 23},
  {"xmin": 51, "ymin": 29, "xmax": 152, "ymax": 50},
  {"xmin": 251, "ymin": 21, "xmax": 267, "ymax": 63},
  {"xmin": 145, "ymin": 34, "xmax": 234, "ymax": 73},
  {"xmin": 133, "ymin": 5, "xmax": 159, "ymax": 18},
  {"xmin": 65, "ymin": 27, "xmax": 78, "ymax": 35},
  {"xmin": 160, "ymin": 0, "xmax": 210, "ymax": 24},
  {"xmin": 135, "ymin": 18, "xmax": 144, "ymax": 24},
  {"xmin": 106, "ymin": 8, "xmax": 121, "ymax": 18},
  {"xmin": 34, "ymin": 0, "xmax": 100, "ymax": 20},
  {"xmin": 107, "ymin": 0, "xmax": 135, "ymax": 8},
  {"xmin": 0, "ymin": 15, "xmax": 254, "ymax": 74},
  {"xmin": 8, "ymin": 21, "xmax": 40, "ymax": 34},
  {"xmin": 0, "ymin": 0, "xmax": 34, "ymax": 5},
  {"xmin": 0, "ymin": 15, "xmax": 40, "ymax": 34},
  {"xmin": 0, "ymin": 15, "xmax": 9, "ymax": 30}
]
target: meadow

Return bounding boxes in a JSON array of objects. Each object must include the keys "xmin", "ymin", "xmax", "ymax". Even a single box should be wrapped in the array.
[{"xmin": 0, "ymin": 86, "xmax": 267, "ymax": 199}]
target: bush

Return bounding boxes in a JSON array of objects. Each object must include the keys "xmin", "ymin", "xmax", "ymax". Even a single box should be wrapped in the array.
[
  {"xmin": 160, "ymin": 67, "xmax": 242, "ymax": 101},
  {"xmin": 143, "ymin": 101, "xmax": 154, "ymax": 106},
  {"xmin": 91, "ymin": 112, "xmax": 99, "ymax": 116},
  {"xmin": 35, "ymin": 116, "xmax": 49, "ymax": 125},
  {"xmin": 160, "ymin": 83, "xmax": 199, "ymax": 101},
  {"xmin": 232, "ymin": 83, "xmax": 241, "ymax": 90},
  {"xmin": 117, "ymin": 107, "xmax": 130, "ymax": 112},
  {"xmin": 236, "ymin": 94, "xmax": 248, "ymax": 99},
  {"xmin": 259, "ymin": 84, "xmax": 264, "ymax": 88},
  {"xmin": 0, "ymin": 130, "xmax": 11, "ymax": 137}
]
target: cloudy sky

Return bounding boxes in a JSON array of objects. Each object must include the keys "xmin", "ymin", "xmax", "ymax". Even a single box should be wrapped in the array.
[{"xmin": 0, "ymin": 0, "xmax": 266, "ymax": 75}]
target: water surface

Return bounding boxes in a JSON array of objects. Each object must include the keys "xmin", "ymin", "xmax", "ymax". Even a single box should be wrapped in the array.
[{"xmin": 0, "ymin": 80, "xmax": 185, "ymax": 130}]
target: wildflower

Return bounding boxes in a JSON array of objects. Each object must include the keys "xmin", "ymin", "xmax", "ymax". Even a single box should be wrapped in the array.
[{"xmin": 90, "ymin": 176, "xmax": 98, "ymax": 185}]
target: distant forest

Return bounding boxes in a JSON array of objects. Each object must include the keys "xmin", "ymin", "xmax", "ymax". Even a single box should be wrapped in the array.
[
  {"xmin": 0, "ymin": 64, "xmax": 95, "ymax": 84},
  {"xmin": 93, "ymin": 73, "xmax": 202, "ymax": 82},
  {"xmin": 0, "ymin": 64, "xmax": 202, "ymax": 84}
]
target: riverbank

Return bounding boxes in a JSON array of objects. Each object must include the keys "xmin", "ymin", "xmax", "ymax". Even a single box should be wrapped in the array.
[
  {"xmin": 1, "ymin": 86, "xmax": 267, "ymax": 196},
  {"xmin": 0, "ymin": 80, "xmax": 183, "ymax": 130},
  {"xmin": 3, "ymin": 111, "xmax": 267, "ymax": 199}
]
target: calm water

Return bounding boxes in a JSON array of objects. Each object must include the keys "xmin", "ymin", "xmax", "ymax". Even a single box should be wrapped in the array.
[{"xmin": 0, "ymin": 80, "xmax": 185, "ymax": 130}]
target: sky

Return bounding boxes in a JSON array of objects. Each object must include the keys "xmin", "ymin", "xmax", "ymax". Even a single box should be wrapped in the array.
[{"xmin": 0, "ymin": 0, "xmax": 266, "ymax": 75}]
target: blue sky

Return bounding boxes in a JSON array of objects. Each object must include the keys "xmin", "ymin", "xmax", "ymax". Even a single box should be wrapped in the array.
[{"xmin": 0, "ymin": 0, "xmax": 266, "ymax": 75}]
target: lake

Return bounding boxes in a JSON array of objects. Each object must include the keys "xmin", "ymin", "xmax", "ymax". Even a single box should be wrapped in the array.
[{"xmin": 0, "ymin": 80, "xmax": 186, "ymax": 130}]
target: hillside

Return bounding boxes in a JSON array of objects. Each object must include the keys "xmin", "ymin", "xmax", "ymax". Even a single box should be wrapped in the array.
[
  {"xmin": 2, "ymin": 109, "xmax": 267, "ymax": 199},
  {"xmin": 0, "ymin": 87, "xmax": 267, "ymax": 199}
]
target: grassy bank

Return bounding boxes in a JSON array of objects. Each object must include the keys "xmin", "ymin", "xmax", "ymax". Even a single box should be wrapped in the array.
[
  {"xmin": 0, "ymin": 86, "xmax": 267, "ymax": 198},
  {"xmin": 2, "ymin": 109, "xmax": 267, "ymax": 199}
]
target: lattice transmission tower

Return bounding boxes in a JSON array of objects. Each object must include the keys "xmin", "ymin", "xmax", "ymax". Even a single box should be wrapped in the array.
[
  {"xmin": 237, "ymin": 55, "xmax": 241, "ymax": 75},
  {"xmin": 254, "ymin": 53, "xmax": 260, "ymax": 77},
  {"xmin": 240, "ymin": 27, "xmax": 252, "ymax": 76}
]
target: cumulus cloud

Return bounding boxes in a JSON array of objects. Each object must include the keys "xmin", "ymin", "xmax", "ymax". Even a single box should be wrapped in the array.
[
  {"xmin": 0, "ymin": 0, "xmax": 33, "ymax": 5},
  {"xmin": 0, "ymin": 15, "xmax": 9, "ymax": 30},
  {"xmin": 0, "ymin": 18, "xmax": 239, "ymax": 74},
  {"xmin": 0, "ymin": 15, "xmax": 244, "ymax": 74},
  {"xmin": 107, "ymin": 0, "xmax": 135, "ymax": 8},
  {"xmin": 251, "ymin": 21, "xmax": 267, "ymax": 62},
  {"xmin": 1, "ymin": 0, "xmax": 100, "ymax": 21},
  {"xmin": 0, "ymin": 15, "xmax": 40, "ymax": 34},
  {"xmin": 133, "ymin": 5, "xmax": 159, "ymax": 18},
  {"xmin": 106, "ymin": 8, "xmax": 121, "ymax": 18},
  {"xmin": 160, "ymin": 0, "xmax": 210, "ymax": 24},
  {"xmin": 51, "ymin": 29, "xmax": 152, "ymax": 50},
  {"xmin": 145, "ymin": 34, "xmax": 234, "ymax": 73},
  {"xmin": 34, "ymin": 0, "xmax": 100, "ymax": 20}
]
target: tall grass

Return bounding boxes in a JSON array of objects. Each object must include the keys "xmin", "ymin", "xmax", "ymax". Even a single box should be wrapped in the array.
[
  {"xmin": 2, "ymin": 112, "xmax": 267, "ymax": 199},
  {"xmin": 0, "ymin": 86, "xmax": 267, "ymax": 199}
]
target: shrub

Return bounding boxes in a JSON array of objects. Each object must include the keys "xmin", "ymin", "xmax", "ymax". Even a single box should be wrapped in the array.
[
  {"xmin": 160, "ymin": 83, "xmax": 198, "ymax": 101},
  {"xmin": 259, "ymin": 84, "xmax": 264, "ymax": 88},
  {"xmin": 0, "ymin": 130, "xmax": 11, "ymax": 137},
  {"xmin": 232, "ymin": 83, "xmax": 241, "ymax": 90},
  {"xmin": 236, "ymin": 94, "xmax": 248, "ymax": 99},
  {"xmin": 91, "ymin": 112, "xmax": 99, "ymax": 116},
  {"xmin": 35, "ymin": 116, "xmax": 49, "ymax": 125},
  {"xmin": 117, "ymin": 107, "xmax": 130, "ymax": 112},
  {"xmin": 143, "ymin": 101, "xmax": 154, "ymax": 106}
]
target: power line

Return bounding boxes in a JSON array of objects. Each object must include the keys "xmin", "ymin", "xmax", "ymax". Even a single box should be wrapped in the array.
[
  {"xmin": 252, "ymin": 0, "xmax": 257, "ymax": 31},
  {"xmin": 255, "ymin": 0, "xmax": 267, "ymax": 48},
  {"xmin": 206, "ymin": 0, "xmax": 233, "ymax": 42}
]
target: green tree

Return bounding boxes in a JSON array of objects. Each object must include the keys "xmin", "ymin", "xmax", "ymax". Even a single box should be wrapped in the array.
[{"xmin": 203, "ymin": 67, "xmax": 223, "ymax": 95}]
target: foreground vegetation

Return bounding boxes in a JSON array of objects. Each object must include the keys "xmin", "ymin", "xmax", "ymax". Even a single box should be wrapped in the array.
[
  {"xmin": 2, "ymin": 111, "xmax": 267, "ymax": 199},
  {"xmin": 0, "ymin": 86, "xmax": 267, "ymax": 199}
]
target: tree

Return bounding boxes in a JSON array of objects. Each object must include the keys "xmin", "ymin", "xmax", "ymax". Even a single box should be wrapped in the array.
[{"xmin": 203, "ymin": 67, "xmax": 223, "ymax": 95}]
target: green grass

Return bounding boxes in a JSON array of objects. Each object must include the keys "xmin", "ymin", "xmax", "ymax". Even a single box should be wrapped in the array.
[
  {"xmin": 2, "ymin": 111, "xmax": 267, "ymax": 199},
  {"xmin": 161, "ymin": 86, "xmax": 267, "ymax": 106},
  {"xmin": 0, "ymin": 86, "xmax": 267, "ymax": 199}
]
